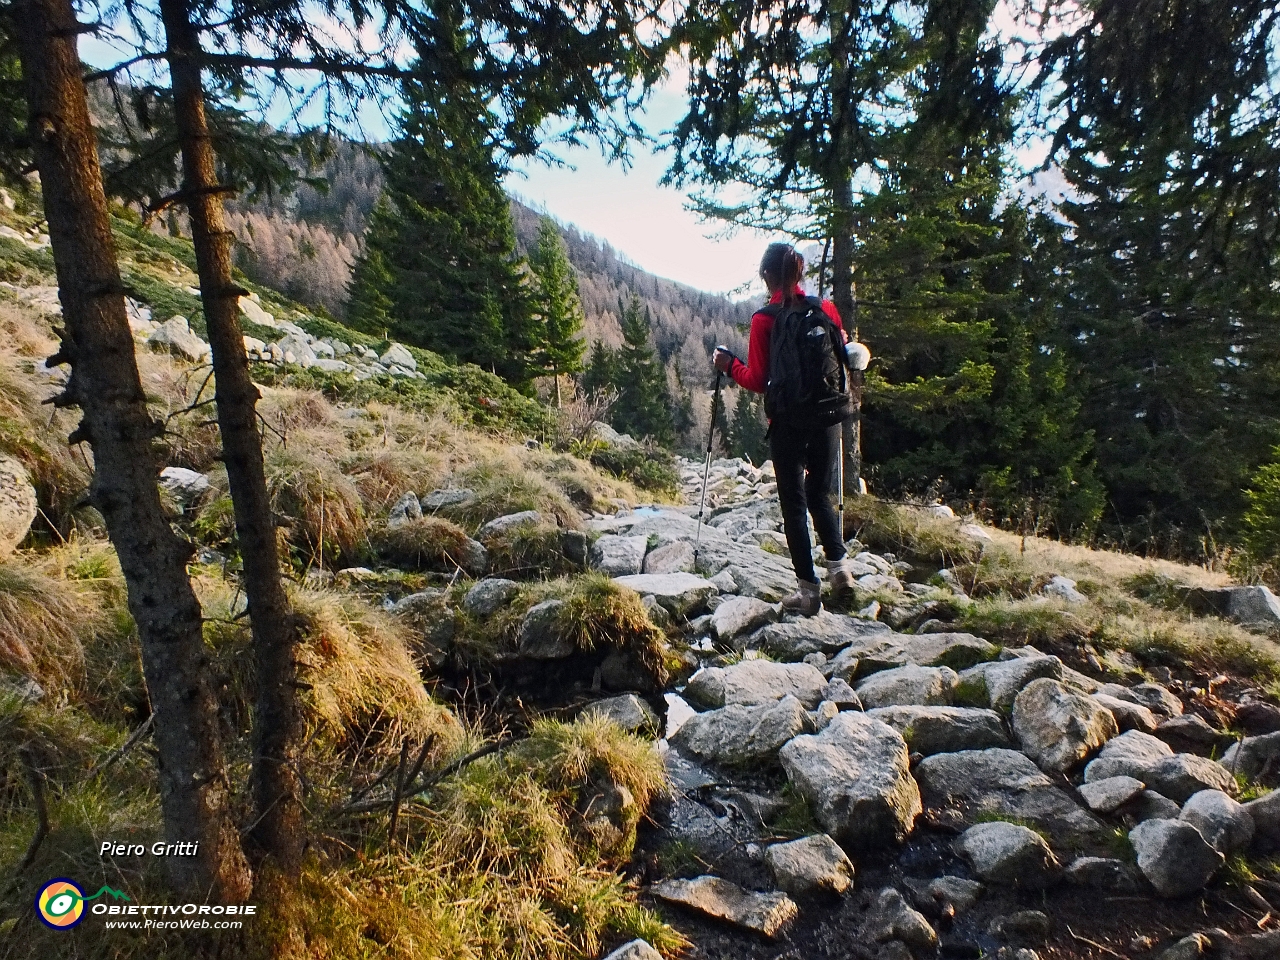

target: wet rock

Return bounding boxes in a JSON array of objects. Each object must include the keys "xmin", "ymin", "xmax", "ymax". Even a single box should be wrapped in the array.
[
  {"xmin": 1179, "ymin": 790, "xmax": 1255, "ymax": 855},
  {"xmin": 1085, "ymin": 730, "xmax": 1175, "ymax": 782},
  {"xmin": 866, "ymin": 706, "xmax": 1009, "ymax": 756},
  {"xmin": 1013, "ymin": 678, "xmax": 1119, "ymax": 773},
  {"xmin": 1096, "ymin": 682, "xmax": 1183, "ymax": 719},
  {"xmin": 763, "ymin": 834, "xmax": 855, "ymax": 898},
  {"xmin": 517, "ymin": 600, "xmax": 571, "ymax": 659},
  {"xmin": 751, "ymin": 612, "xmax": 891, "ymax": 660},
  {"xmin": 710, "ymin": 596, "xmax": 779, "ymax": 642},
  {"xmin": 477, "ymin": 510, "xmax": 543, "ymax": 540},
  {"xmin": 779, "ymin": 712, "xmax": 922, "ymax": 850},
  {"xmin": 914, "ymin": 748, "xmax": 1105, "ymax": 844},
  {"xmin": 601, "ymin": 940, "xmax": 663, "ymax": 960},
  {"xmin": 1078, "ymin": 776, "xmax": 1146, "ymax": 814},
  {"xmin": 642, "ymin": 539, "xmax": 695, "ymax": 575},
  {"xmin": 866, "ymin": 888, "xmax": 937, "ymax": 951},
  {"xmin": 1093, "ymin": 693, "xmax": 1159, "ymax": 733},
  {"xmin": 158, "ymin": 466, "xmax": 210, "ymax": 507},
  {"xmin": 1220, "ymin": 730, "xmax": 1280, "ymax": 782},
  {"xmin": 1130, "ymin": 818, "xmax": 1225, "ymax": 897},
  {"xmin": 822, "ymin": 677, "xmax": 863, "ymax": 710},
  {"xmin": 1143, "ymin": 754, "xmax": 1236, "ymax": 803},
  {"xmin": 1043, "ymin": 576, "xmax": 1087, "ymax": 603},
  {"xmin": 463, "ymin": 578, "xmax": 521, "ymax": 617},
  {"xmin": 614, "ymin": 573, "xmax": 717, "ymax": 618},
  {"xmin": 988, "ymin": 910, "xmax": 1050, "ymax": 946},
  {"xmin": 1064, "ymin": 856, "xmax": 1147, "ymax": 893},
  {"xmin": 954, "ymin": 822, "xmax": 1059, "ymax": 888},
  {"xmin": 959, "ymin": 655, "xmax": 1064, "ymax": 713},
  {"xmin": 649, "ymin": 876, "xmax": 797, "ymax": 939},
  {"xmin": 1242, "ymin": 789, "xmax": 1280, "ymax": 848},
  {"xmin": 583, "ymin": 694, "xmax": 660, "ymax": 736},
  {"xmin": 856, "ymin": 665, "xmax": 960, "ymax": 708},
  {"xmin": 684, "ymin": 660, "xmax": 828, "ymax": 710},
  {"xmin": 670, "ymin": 695, "xmax": 810, "ymax": 766}
]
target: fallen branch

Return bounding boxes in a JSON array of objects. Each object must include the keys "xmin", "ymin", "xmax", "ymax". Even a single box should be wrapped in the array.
[
  {"xmin": 343, "ymin": 736, "xmax": 517, "ymax": 815},
  {"xmin": 86, "ymin": 715, "xmax": 154, "ymax": 782},
  {"xmin": 1066, "ymin": 926, "xmax": 1124, "ymax": 959},
  {"xmin": 16, "ymin": 748, "xmax": 49, "ymax": 874}
]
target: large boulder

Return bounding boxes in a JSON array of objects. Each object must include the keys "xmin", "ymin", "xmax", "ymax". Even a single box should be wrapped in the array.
[
  {"xmin": 1095, "ymin": 682, "xmax": 1183, "ymax": 719},
  {"xmin": 1092, "ymin": 693, "xmax": 1158, "ymax": 733},
  {"xmin": 1012, "ymin": 678, "xmax": 1119, "ymax": 773},
  {"xmin": 0, "ymin": 456, "xmax": 37, "ymax": 556},
  {"xmin": 379, "ymin": 342, "xmax": 416, "ymax": 370},
  {"xmin": 856, "ymin": 665, "xmax": 960, "ymax": 709},
  {"xmin": 710, "ymin": 596, "xmax": 779, "ymax": 642},
  {"xmin": 1185, "ymin": 585, "xmax": 1280, "ymax": 628},
  {"xmin": 954, "ymin": 822, "xmax": 1059, "ymax": 888},
  {"xmin": 866, "ymin": 706, "xmax": 1011, "ymax": 756},
  {"xmin": 779, "ymin": 712, "xmax": 921, "ymax": 849},
  {"xmin": 958, "ymin": 655, "xmax": 1064, "ymax": 713},
  {"xmin": 158, "ymin": 466, "xmax": 211, "ymax": 507},
  {"xmin": 476, "ymin": 510, "xmax": 543, "ymax": 540},
  {"xmin": 582, "ymin": 694, "xmax": 660, "ymax": 737},
  {"xmin": 590, "ymin": 535, "xmax": 653, "ymax": 578},
  {"xmin": 516, "ymin": 600, "xmax": 571, "ymax": 659},
  {"xmin": 670, "ymin": 695, "xmax": 810, "ymax": 766},
  {"xmin": 684, "ymin": 660, "xmax": 828, "ymax": 710},
  {"xmin": 1143, "ymin": 755, "xmax": 1237, "ymax": 803},
  {"xmin": 1130, "ymin": 819, "xmax": 1224, "ymax": 897},
  {"xmin": 1220, "ymin": 730, "xmax": 1280, "ymax": 782},
  {"xmin": 650, "ymin": 876, "xmax": 797, "ymax": 939},
  {"xmin": 462, "ymin": 578, "xmax": 521, "ymax": 617},
  {"xmin": 147, "ymin": 315, "xmax": 211, "ymax": 362},
  {"xmin": 613, "ymin": 573, "xmax": 717, "ymax": 618},
  {"xmin": 914, "ymin": 748, "xmax": 1105, "ymax": 844},
  {"xmin": 1180, "ymin": 790, "xmax": 1255, "ymax": 856},
  {"xmin": 830, "ymin": 631, "xmax": 999, "ymax": 678},
  {"xmin": 386, "ymin": 491, "xmax": 423, "ymax": 528},
  {"xmin": 642, "ymin": 539, "xmax": 695, "ymax": 575},
  {"xmin": 1084, "ymin": 730, "xmax": 1175, "ymax": 782},
  {"xmin": 763, "ymin": 834, "xmax": 855, "ymax": 898},
  {"xmin": 1244, "ymin": 789, "xmax": 1280, "ymax": 849}
]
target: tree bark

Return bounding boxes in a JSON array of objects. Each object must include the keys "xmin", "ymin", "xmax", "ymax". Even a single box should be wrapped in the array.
[
  {"xmin": 13, "ymin": 0, "xmax": 251, "ymax": 900},
  {"xmin": 828, "ymin": 0, "xmax": 862, "ymax": 499},
  {"xmin": 158, "ymin": 0, "xmax": 304, "ymax": 874}
]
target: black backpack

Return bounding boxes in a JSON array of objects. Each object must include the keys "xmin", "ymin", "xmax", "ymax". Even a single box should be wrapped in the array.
[{"xmin": 762, "ymin": 296, "xmax": 854, "ymax": 428}]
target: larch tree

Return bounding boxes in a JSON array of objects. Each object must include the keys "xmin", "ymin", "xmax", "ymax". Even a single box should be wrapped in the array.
[{"xmin": 8, "ymin": 0, "xmax": 251, "ymax": 899}]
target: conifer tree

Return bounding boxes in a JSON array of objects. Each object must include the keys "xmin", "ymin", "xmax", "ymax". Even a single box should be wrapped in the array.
[
  {"xmin": 610, "ymin": 297, "xmax": 676, "ymax": 445},
  {"xmin": 529, "ymin": 216, "xmax": 586, "ymax": 405},
  {"xmin": 727, "ymin": 387, "xmax": 769, "ymax": 465},
  {"xmin": 582, "ymin": 339, "xmax": 618, "ymax": 400}
]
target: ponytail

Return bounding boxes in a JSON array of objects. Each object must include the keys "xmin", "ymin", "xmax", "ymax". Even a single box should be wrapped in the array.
[{"xmin": 760, "ymin": 242, "xmax": 805, "ymax": 306}]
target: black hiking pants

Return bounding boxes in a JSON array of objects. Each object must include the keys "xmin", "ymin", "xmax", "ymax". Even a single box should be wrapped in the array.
[{"xmin": 769, "ymin": 421, "xmax": 847, "ymax": 585}]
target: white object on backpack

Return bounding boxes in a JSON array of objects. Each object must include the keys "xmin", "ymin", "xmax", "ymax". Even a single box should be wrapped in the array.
[{"xmin": 846, "ymin": 341, "xmax": 871, "ymax": 371}]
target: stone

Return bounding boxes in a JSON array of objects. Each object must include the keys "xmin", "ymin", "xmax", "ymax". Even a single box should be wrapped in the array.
[
  {"xmin": 613, "ymin": 573, "xmax": 717, "ymax": 618},
  {"xmin": 147, "ymin": 316, "xmax": 211, "ymax": 362},
  {"xmin": 1085, "ymin": 730, "xmax": 1175, "ymax": 782},
  {"xmin": 456, "ymin": 538, "xmax": 488, "ymax": 577},
  {"xmin": 1064, "ymin": 856, "xmax": 1146, "ymax": 893},
  {"xmin": 476, "ymin": 510, "xmax": 543, "ymax": 540},
  {"xmin": 276, "ymin": 332, "xmax": 316, "ymax": 364},
  {"xmin": 387, "ymin": 491, "xmax": 423, "ymax": 527},
  {"xmin": 582, "ymin": 694, "xmax": 660, "ymax": 736},
  {"xmin": 649, "ymin": 876, "xmax": 797, "ymax": 938},
  {"xmin": 1012, "ymin": 678, "xmax": 1119, "ymax": 773},
  {"xmin": 919, "ymin": 876, "xmax": 983, "ymax": 916},
  {"xmin": 1096, "ymin": 682, "xmax": 1183, "ymax": 719},
  {"xmin": 822, "ymin": 677, "xmax": 863, "ymax": 710},
  {"xmin": 989, "ymin": 911, "xmax": 1050, "ymax": 946},
  {"xmin": 309, "ymin": 358, "xmax": 351, "ymax": 373},
  {"xmin": 1236, "ymin": 699, "xmax": 1280, "ymax": 735},
  {"xmin": 778, "ymin": 712, "xmax": 922, "ymax": 849},
  {"xmin": 600, "ymin": 940, "xmax": 663, "ymax": 960},
  {"xmin": 238, "ymin": 294, "xmax": 275, "ymax": 327},
  {"xmin": 462, "ymin": 578, "xmax": 520, "ymax": 617},
  {"xmin": 751, "ymin": 612, "xmax": 892, "ymax": 660},
  {"xmin": 914, "ymin": 749, "xmax": 1105, "ymax": 844},
  {"xmin": 588, "ymin": 534, "xmax": 649, "ymax": 577},
  {"xmin": 421, "ymin": 488, "xmax": 474, "ymax": 511},
  {"xmin": 589, "ymin": 421, "xmax": 643, "ymax": 451},
  {"xmin": 1158, "ymin": 935, "xmax": 1212, "ymax": 960},
  {"xmin": 1186, "ymin": 585, "xmax": 1280, "ymax": 628},
  {"xmin": 670, "ymin": 696, "xmax": 810, "ymax": 766},
  {"xmin": 684, "ymin": 660, "xmax": 829, "ymax": 710},
  {"xmin": 1078, "ymin": 776, "xmax": 1146, "ymax": 814},
  {"xmin": 763, "ymin": 834, "xmax": 855, "ymax": 897},
  {"xmin": 1143, "ymin": 754, "xmax": 1237, "ymax": 803},
  {"xmin": 1130, "ymin": 818, "xmax": 1224, "ymax": 897},
  {"xmin": 1156, "ymin": 714, "xmax": 1227, "ymax": 750},
  {"xmin": 599, "ymin": 648, "xmax": 663, "ymax": 694},
  {"xmin": 379, "ymin": 343, "xmax": 416, "ymax": 370},
  {"xmin": 859, "ymin": 573, "xmax": 903, "ymax": 593},
  {"xmin": 1093, "ymin": 693, "xmax": 1159, "ymax": 733},
  {"xmin": 955, "ymin": 822, "xmax": 1059, "ymax": 887},
  {"xmin": 1043, "ymin": 576, "xmax": 1087, "ymax": 603},
  {"xmin": 158, "ymin": 466, "xmax": 210, "ymax": 506},
  {"xmin": 866, "ymin": 706, "xmax": 1010, "ymax": 756},
  {"xmin": 517, "ymin": 600, "xmax": 571, "ymax": 659},
  {"xmin": 856, "ymin": 665, "xmax": 959, "ymax": 709},
  {"xmin": 640, "ymin": 595, "xmax": 671, "ymax": 629},
  {"xmin": 1220, "ymin": 730, "xmax": 1280, "ymax": 782},
  {"xmin": 810, "ymin": 700, "xmax": 839, "ymax": 731},
  {"xmin": 1231, "ymin": 931, "xmax": 1280, "ymax": 960},
  {"xmin": 1179, "ymin": 789, "xmax": 1255, "ymax": 855},
  {"xmin": 1129, "ymin": 791, "xmax": 1183, "ymax": 822},
  {"xmin": 958, "ymin": 655, "xmax": 1064, "ymax": 713},
  {"xmin": 1243, "ymin": 789, "xmax": 1280, "ymax": 848},
  {"xmin": 642, "ymin": 539, "xmax": 695, "ymax": 574},
  {"xmin": 866, "ymin": 888, "xmax": 937, "ymax": 951},
  {"xmin": 710, "ymin": 596, "xmax": 779, "ymax": 642}
]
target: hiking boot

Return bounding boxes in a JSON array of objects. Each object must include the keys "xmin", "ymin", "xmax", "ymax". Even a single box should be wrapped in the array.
[
  {"xmin": 781, "ymin": 579, "xmax": 822, "ymax": 617},
  {"xmin": 827, "ymin": 557, "xmax": 857, "ymax": 599}
]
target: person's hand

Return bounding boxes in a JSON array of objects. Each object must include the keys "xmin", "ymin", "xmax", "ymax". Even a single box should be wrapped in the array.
[{"xmin": 713, "ymin": 347, "xmax": 734, "ymax": 374}]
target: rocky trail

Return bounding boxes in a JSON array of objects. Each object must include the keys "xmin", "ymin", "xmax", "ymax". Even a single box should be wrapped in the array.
[{"xmin": 559, "ymin": 455, "xmax": 1280, "ymax": 960}]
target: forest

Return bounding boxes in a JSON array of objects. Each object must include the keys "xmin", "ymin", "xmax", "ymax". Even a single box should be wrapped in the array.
[{"xmin": 1, "ymin": 1, "xmax": 1280, "ymax": 959}]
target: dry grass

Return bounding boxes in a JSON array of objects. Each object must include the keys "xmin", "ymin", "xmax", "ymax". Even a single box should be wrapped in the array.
[
  {"xmin": 372, "ymin": 517, "xmax": 474, "ymax": 573},
  {"xmin": 439, "ymin": 451, "xmax": 582, "ymax": 532},
  {"xmin": 0, "ymin": 553, "xmax": 108, "ymax": 692},
  {"xmin": 482, "ymin": 522, "xmax": 578, "ymax": 579},
  {"xmin": 345, "ymin": 446, "xmax": 449, "ymax": 514},
  {"xmin": 265, "ymin": 441, "xmax": 368, "ymax": 566},
  {"xmin": 845, "ymin": 496, "xmax": 983, "ymax": 566}
]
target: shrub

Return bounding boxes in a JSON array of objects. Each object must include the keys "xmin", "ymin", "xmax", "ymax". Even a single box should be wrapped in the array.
[
  {"xmin": 1242, "ymin": 448, "xmax": 1280, "ymax": 574},
  {"xmin": 589, "ymin": 444, "xmax": 680, "ymax": 495}
]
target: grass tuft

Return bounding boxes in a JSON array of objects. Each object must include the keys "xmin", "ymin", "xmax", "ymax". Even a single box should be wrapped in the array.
[{"xmin": 373, "ymin": 517, "xmax": 475, "ymax": 573}]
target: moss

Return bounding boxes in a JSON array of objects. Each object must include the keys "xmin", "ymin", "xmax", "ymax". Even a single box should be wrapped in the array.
[{"xmin": 953, "ymin": 673, "xmax": 990, "ymax": 708}]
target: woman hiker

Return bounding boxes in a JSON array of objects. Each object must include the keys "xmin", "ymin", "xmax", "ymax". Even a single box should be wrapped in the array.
[{"xmin": 713, "ymin": 242, "xmax": 857, "ymax": 617}]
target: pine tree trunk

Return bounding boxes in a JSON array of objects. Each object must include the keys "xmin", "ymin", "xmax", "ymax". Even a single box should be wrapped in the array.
[
  {"xmin": 829, "ymin": 0, "xmax": 862, "ymax": 500},
  {"xmin": 158, "ymin": 0, "xmax": 304, "ymax": 875},
  {"xmin": 14, "ymin": 0, "xmax": 251, "ymax": 900}
]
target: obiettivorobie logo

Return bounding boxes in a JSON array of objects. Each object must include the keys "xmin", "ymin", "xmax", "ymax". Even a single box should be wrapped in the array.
[{"xmin": 36, "ymin": 879, "xmax": 130, "ymax": 930}]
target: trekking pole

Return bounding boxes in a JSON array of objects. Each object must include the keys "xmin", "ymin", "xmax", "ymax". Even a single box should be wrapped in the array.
[
  {"xmin": 836, "ymin": 423, "xmax": 845, "ymax": 538},
  {"xmin": 694, "ymin": 370, "xmax": 724, "ymax": 571}
]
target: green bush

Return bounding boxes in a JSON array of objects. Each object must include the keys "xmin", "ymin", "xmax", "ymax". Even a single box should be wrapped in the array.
[
  {"xmin": 1242, "ymin": 447, "xmax": 1280, "ymax": 571},
  {"xmin": 589, "ymin": 444, "xmax": 680, "ymax": 494}
]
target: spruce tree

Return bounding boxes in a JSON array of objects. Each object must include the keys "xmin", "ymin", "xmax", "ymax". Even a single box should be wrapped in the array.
[
  {"xmin": 727, "ymin": 387, "xmax": 769, "ymax": 465},
  {"xmin": 529, "ymin": 215, "xmax": 586, "ymax": 405},
  {"xmin": 611, "ymin": 297, "xmax": 675, "ymax": 445},
  {"xmin": 582, "ymin": 339, "xmax": 618, "ymax": 399}
]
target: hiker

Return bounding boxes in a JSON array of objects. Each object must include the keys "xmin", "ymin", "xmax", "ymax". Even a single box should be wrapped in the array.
[{"xmin": 713, "ymin": 242, "xmax": 856, "ymax": 616}]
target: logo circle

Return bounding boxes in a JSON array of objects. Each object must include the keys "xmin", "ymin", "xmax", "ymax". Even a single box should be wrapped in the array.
[{"xmin": 36, "ymin": 879, "xmax": 85, "ymax": 930}]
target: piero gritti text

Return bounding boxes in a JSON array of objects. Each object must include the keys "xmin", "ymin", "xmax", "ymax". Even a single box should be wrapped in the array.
[{"xmin": 100, "ymin": 841, "xmax": 201, "ymax": 857}]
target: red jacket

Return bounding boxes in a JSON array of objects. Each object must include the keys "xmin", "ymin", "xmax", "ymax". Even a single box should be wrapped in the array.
[{"xmin": 727, "ymin": 285, "xmax": 843, "ymax": 394}]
